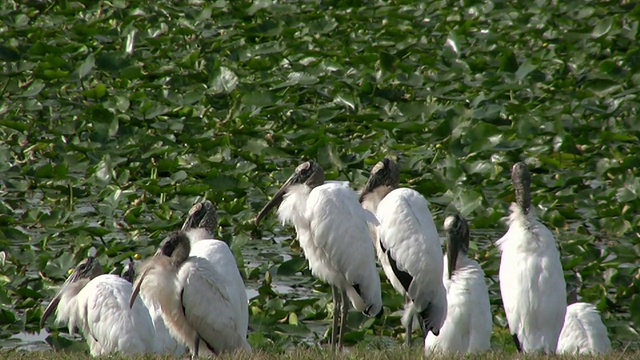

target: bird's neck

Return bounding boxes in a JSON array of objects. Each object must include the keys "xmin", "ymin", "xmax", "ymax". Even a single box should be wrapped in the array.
[{"xmin": 361, "ymin": 186, "xmax": 394, "ymax": 214}]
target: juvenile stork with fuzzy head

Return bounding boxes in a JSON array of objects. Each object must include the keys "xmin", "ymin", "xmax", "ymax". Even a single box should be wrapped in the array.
[
  {"xmin": 255, "ymin": 161, "xmax": 382, "ymax": 349},
  {"xmin": 130, "ymin": 231, "xmax": 250, "ymax": 358},
  {"xmin": 359, "ymin": 158, "xmax": 447, "ymax": 345},
  {"xmin": 425, "ymin": 215, "xmax": 492, "ymax": 354},
  {"xmin": 497, "ymin": 162, "xmax": 566, "ymax": 353}
]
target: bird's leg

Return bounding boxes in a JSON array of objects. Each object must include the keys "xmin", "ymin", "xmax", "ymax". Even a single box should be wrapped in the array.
[
  {"xmin": 192, "ymin": 334, "xmax": 200, "ymax": 359},
  {"xmin": 405, "ymin": 296, "xmax": 413, "ymax": 347},
  {"xmin": 338, "ymin": 289, "xmax": 348, "ymax": 350},
  {"xmin": 331, "ymin": 285, "xmax": 339, "ymax": 349}
]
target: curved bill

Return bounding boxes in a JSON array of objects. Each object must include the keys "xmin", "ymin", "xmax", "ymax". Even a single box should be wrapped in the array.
[
  {"xmin": 129, "ymin": 265, "xmax": 153, "ymax": 309},
  {"xmin": 40, "ymin": 259, "xmax": 92, "ymax": 329},
  {"xmin": 446, "ymin": 233, "xmax": 460, "ymax": 281},
  {"xmin": 255, "ymin": 173, "xmax": 301, "ymax": 226},
  {"xmin": 129, "ymin": 249, "xmax": 166, "ymax": 309},
  {"xmin": 359, "ymin": 159, "xmax": 397, "ymax": 203},
  {"xmin": 40, "ymin": 295, "xmax": 61, "ymax": 329},
  {"xmin": 445, "ymin": 215, "xmax": 469, "ymax": 280}
]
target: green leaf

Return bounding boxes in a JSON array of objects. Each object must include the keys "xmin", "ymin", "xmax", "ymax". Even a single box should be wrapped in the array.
[
  {"xmin": 20, "ymin": 80, "xmax": 45, "ymax": 97},
  {"xmin": 209, "ymin": 67, "xmax": 238, "ymax": 94},
  {"xmin": 76, "ymin": 54, "xmax": 95, "ymax": 80},
  {"xmin": 592, "ymin": 18, "xmax": 613, "ymax": 38},
  {"xmin": 515, "ymin": 60, "xmax": 537, "ymax": 81},
  {"xmin": 241, "ymin": 91, "xmax": 277, "ymax": 107},
  {"xmin": 499, "ymin": 50, "xmax": 518, "ymax": 73}
]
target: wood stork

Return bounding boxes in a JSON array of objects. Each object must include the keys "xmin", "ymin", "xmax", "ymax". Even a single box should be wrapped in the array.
[
  {"xmin": 556, "ymin": 301, "xmax": 611, "ymax": 354},
  {"xmin": 130, "ymin": 231, "xmax": 250, "ymax": 357},
  {"xmin": 255, "ymin": 161, "xmax": 382, "ymax": 349},
  {"xmin": 180, "ymin": 200, "xmax": 249, "ymax": 343},
  {"xmin": 424, "ymin": 215, "xmax": 492, "ymax": 354},
  {"xmin": 359, "ymin": 158, "xmax": 447, "ymax": 345},
  {"xmin": 40, "ymin": 256, "xmax": 160, "ymax": 356},
  {"xmin": 497, "ymin": 161, "xmax": 566, "ymax": 353}
]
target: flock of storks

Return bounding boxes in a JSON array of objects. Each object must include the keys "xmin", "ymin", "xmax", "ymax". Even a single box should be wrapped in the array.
[{"xmin": 39, "ymin": 159, "xmax": 612, "ymax": 357}]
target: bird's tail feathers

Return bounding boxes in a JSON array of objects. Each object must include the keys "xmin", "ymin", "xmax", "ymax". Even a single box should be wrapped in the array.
[{"xmin": 401, "ymin": 302, "xmax": 419, "ymax": 330}]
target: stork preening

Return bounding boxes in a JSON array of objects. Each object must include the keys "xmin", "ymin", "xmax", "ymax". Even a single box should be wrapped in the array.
[
  {"xmin": 255, "ymin": 161, "xmax": 382, "ymax": 349},
  {"xmin": 556, "ymin": 299, "xmax": 611, "ymax": 354},
  {"xmin": 40, "ymin": 256, "xmax": 166, "ymax": 356},
  {"xmin": 130, "ymin": 231, "xmax": 250, "ymax": 358},
  {"xmin": 497, "ymin": 162, "xmax": 566, "ymax": 353},
  {"xmin": 424, "ymin": 215, "xmax": 492, "ymax": 354},
  {"xmin": 360, "ymin": 158, "xmax": 447, "ymax": 346}
]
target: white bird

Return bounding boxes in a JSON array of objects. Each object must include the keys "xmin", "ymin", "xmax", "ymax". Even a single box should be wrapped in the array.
[
  {"xmin": 255, "ymin": 161, "xmax": 382, "ymax": 349},
  {"xmin": 497, "ymin": 161, "xmax": 566, "ymax": 353},
  {"xmin": 557, "ymin": 302, "xmax": 611, "ymax": 354},
  {"xmin": 180, "ymin": 200, "xmax": 249, "ymax": 342},
  {"xmin": 40, "ymin": 257, "xmax": 161, "ymax": 356},
  {"xmin": 425, "ymin": 215, "xmax": 492, "ymax": 354},
  {"xmin": 130, "ymin": 231, "xmax": 250, "ymax": 358},
  {"xmin": 359, "ymin": 158, "xmax": 447, "ymax": 345}
]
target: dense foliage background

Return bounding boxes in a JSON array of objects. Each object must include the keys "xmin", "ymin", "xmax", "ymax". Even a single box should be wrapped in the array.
[{"xmin": 1, "ymin": 0, "xmax": 639, "ymax": 354}]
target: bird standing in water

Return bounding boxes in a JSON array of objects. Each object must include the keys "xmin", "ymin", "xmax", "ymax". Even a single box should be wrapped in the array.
[{"xmin": 256, "ymin": 161, "xmax": 382, "ymax": 349}]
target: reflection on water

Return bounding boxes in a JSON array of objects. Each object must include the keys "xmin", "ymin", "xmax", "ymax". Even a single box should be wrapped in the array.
[
  {"xmin": 246, "ymin": 283, "xmax": 295, "ymax": 300},
  {"xmin": 3, "ymin": 330, "xmax": 50, "ymax": 351}
]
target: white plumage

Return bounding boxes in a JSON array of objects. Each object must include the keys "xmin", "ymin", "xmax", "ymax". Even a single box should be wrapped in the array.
[
  {"xmin": 186, "ymin": 228, "xmax": 249, "ymax": 341},
  {"xmin": 425, "ymin": 215, "xmax": 492, "ymax": 354},
  {"xmin": 278, "ymin": 182, "xmax": 382, "ymax": 314},
  {"xmin": 140, "ymin": 291, "xmax": 186, "ymax": 355},
  {"xmin": 131, "ymin": 232, "xmax": 251, "ymax": 357},
  {"xmin": 256, "ymin": 161, "xmax": 382, "ymax": 348},
  {"xmin": 40, "ymin": 257, "xmax": 178, "ymax": 356},
  {"xmin": 360, "ymin": 159, "xmax": 446, "ymax": 344},
  {"xmin": 556, "ymin": 302, "xmax": 611, "ymax": 354},
  {"xmin": 497, "ymin": 162, "xmax": 566, "ymax": 353}
]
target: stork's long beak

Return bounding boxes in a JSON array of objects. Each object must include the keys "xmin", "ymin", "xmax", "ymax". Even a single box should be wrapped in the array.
[
  {"xmin": 181, "ymin": 202, "xmax": 204, "ymax": 231},
  {"xmin": 359, "ymin": 174, "xmax": 379, "ymax": 203},
  {"xmin": 359, "ymin": 161, "xmax": 389, "ymax": 203},
  {"xmin": 446, "ymin": 232, "xmax": 461, "ymax": 280},
  {"xmin": 255, "ymin": 174, "xmax": 300, "ymax": 226},
  {"xmin": 129, "ymin": 253, "xmax": 160, "ymax": 308},
  {"xmin": 445, "ymin": 216, "xmax": 468, "ymax": 280},
  {"xmin": 40, "ymin": 264, "xmax": 86, "ymax": 329},
  {"xmin": 181, "ymin": 213, "xmax": 197, "ymax": 231},
  {"xmin": 129, "ymin": 266, "xmax": 150, "ymax": 309},
  {"xmin": 40, "ymin": 295, "xmax": 60, "ymax": 329}
]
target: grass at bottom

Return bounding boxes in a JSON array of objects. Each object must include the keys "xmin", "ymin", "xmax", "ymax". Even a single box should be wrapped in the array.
[{"xmin": 1, "ymin": 347, "xmax": 640, "ymax": 360}]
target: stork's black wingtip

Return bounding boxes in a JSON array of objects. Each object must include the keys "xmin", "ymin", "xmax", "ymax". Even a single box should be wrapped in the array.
[{"xmin": 512, "ymin": 333, "xmax": 522, "ymax": 352}]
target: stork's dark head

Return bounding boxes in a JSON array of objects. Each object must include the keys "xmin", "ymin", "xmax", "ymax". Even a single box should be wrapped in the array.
[
  {"xmin": 182, "ymin": 200, "xmax": 218, "ymax": 237},
  {"xmin": 130, "ymin": 232, "xmax": 191, "ymax": 309},
  {"xmin": 40, "ymin": 256, "xmax": 103, "ymax": 329},
  {"xmin": 444, "ymin": 214, "xmax": 469, "ymax": 280},
  {"xmin": 359, "ymin": 158, "xmax": 400, "ymax": 203},
  {"xmin": 158, "ymin": 231, "xmax": 191, "ymax": 267},
  {"xmin": 511, "ymin": 162, "xmax": 532, "ymax": 213},
  {"xmin": 255, "ymin": 161, "xmax": 325, "ymax": 225}
]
